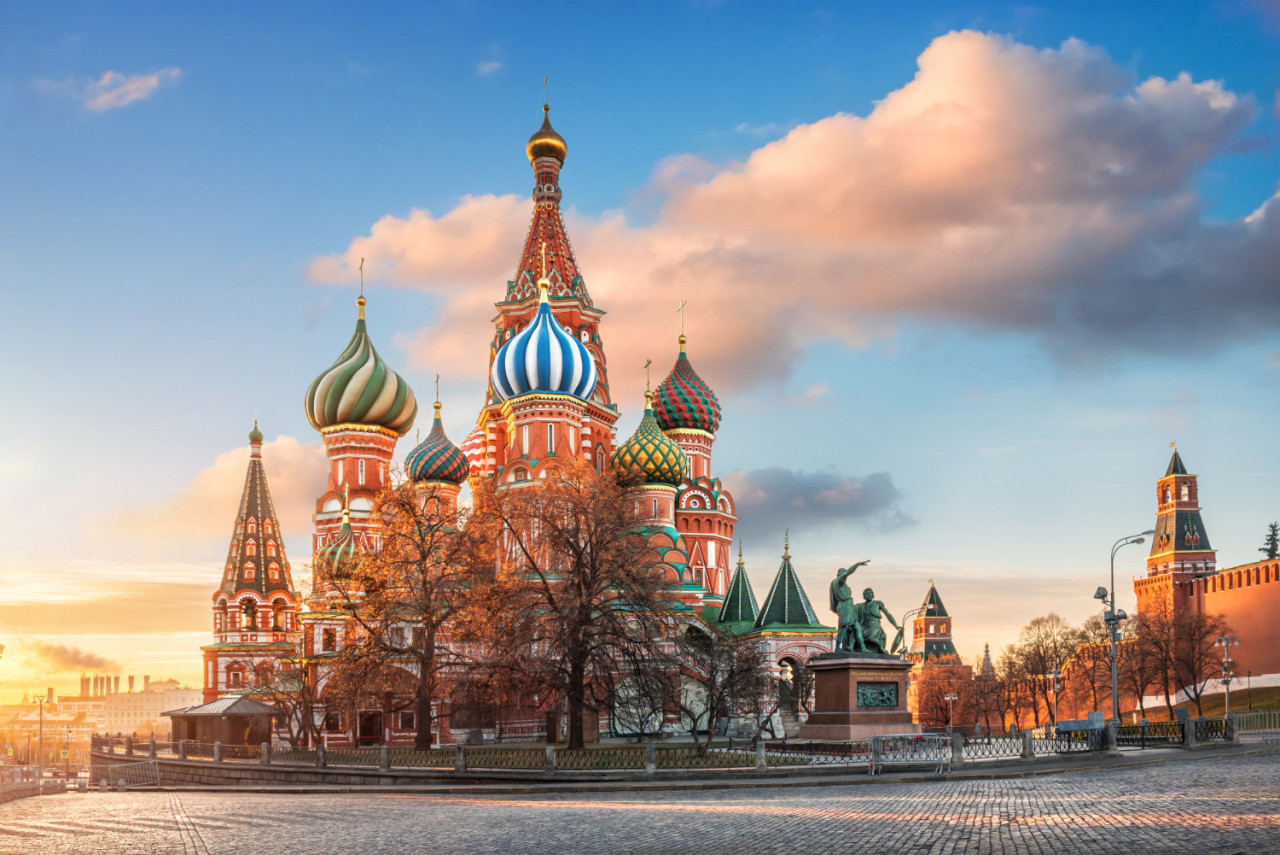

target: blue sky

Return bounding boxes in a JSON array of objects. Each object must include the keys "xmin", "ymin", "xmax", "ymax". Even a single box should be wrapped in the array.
[{"xmin": 1, "ymin": 1, "xmax": 1278, "ymax": 697}]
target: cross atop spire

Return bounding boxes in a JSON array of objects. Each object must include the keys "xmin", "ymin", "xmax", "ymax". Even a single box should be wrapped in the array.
[{"xmin": 357, "ymin": 257, "xmax": 366, "ymax": 319}]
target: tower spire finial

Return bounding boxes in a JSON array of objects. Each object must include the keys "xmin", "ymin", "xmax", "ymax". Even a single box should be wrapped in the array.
[
  {"xmin": 644, "ymin": 358, "xmax": 652, "ymax": 392},
  {"xmin": 677, "ymin": 300, "xmax": 687, "ymax": 353},
  {"xmin": 536, "ymin": 240, "xmax": 551, "ymax": 301},
  {"xmin": 357, "ymin": 257, "xmax": 367, "ymax": 320},
  {"xmin": 783, "ymin": 529, "xmax": 790, "ymax": 557},
  {"xmin": 543, "ymin": 74, "xmax": 548, "ymax": 107},
  {"xmin": 435, "ymin": 373, "xmax": 440, "ymax": 406}
]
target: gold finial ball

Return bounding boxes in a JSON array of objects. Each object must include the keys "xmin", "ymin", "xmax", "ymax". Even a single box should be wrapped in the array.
[{"xmin": 527, "ymin": 104, "xmax": 567, "ymax": 163}]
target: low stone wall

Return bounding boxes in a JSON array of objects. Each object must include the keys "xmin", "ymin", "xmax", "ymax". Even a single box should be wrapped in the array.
[
  {"xmin": 90, "ymin": 751, "xmax": 506, "ymax": 788},
  {"xmin": 1, "ymin": 779, "xmax": 66, "ymax": 803}
]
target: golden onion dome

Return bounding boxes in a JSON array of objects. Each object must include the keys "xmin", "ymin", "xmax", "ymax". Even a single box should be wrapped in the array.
[
  {"xmin": 526, "ymin": 104, "xmax": 567, "ymax": 163},
  {"xmin": 611, "ymin": 391, "xmax": 689, "ymax": 487}
]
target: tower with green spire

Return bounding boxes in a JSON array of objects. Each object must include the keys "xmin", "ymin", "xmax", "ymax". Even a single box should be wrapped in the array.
[{"xmin": 750, "ymin": 534, "xmax": 831, "ymax": 636}]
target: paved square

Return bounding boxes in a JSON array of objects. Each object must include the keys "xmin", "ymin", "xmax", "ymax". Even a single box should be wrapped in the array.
[{"xmin": 4, "ymin": 755, "xmax": 1279, "ymax": 854}]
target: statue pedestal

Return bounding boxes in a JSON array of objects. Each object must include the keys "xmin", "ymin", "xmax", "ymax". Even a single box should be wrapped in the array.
[{"xmin": 796, "ymin": 655, "xmax": 919, "ymax": 741}]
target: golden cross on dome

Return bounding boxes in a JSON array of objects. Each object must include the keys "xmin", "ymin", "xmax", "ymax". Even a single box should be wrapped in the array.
[
  {"xmin": 644, "ymin": 358, "xmax": 652, "ymax": 391},
  {"xmin": 435, "ymin": 373, "xmax": 440, "ymax": 405},
  {"xmin": 677, "ymin": 300, "xmax": 687, "ymax": 336},
  {"xmin": 358, "ymin": 257, "xmax": 365, "ymax": 297},
  {"xmin": 783, "ymin": 529, "xmax": 790, "ymax": 557},
  {"xmin": 543, "ymin": 75, "xmax": 548, "ymax": 107}
]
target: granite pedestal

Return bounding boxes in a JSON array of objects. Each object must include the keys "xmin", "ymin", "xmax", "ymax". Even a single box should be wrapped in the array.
[{"xmin": 796, "ymin": 655, "xmax": 920, "ymax": 740}]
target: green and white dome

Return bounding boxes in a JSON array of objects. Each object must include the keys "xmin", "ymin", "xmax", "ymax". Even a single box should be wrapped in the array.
[{"xmin": 304, "ymin": 296, "xmax": 418, "ymax": 436}]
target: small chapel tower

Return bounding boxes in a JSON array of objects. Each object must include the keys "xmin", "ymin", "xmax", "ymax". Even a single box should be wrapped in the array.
[{"xmin": 201, "ymin": 423, "xmax": 301, "ymax": 702}]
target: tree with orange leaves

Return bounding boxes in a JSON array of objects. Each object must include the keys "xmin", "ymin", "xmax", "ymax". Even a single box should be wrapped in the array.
[{"xmin": 469, "ymin": 460, "xmax": 673, "ymax": 749}]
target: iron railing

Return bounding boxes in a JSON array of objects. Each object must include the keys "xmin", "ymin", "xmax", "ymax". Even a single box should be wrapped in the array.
[
  {"xmin": 765, "ymin": 740, "xmax": 869, "ymax": 766},
  {"xmin": 107, "ymin": 760, "xmax": 160, "ymax": 789},
  {"xmin": 1235, "ymin": 711, "xmax": 1280, "ymax": 743},
  {"xmin": 869, "ymin": 734, "xmax": 951, "ymax": 776},
  {"xmin": 1194, "ymin": 717, "xmax": 1231, "ymax": 743},
  {"xmin": 960, "ymin": 735, "xmax": 1023, "ymax": 760},
  {"xmin": 556, "ymin": 745, "xmax": 646, "ymax": 771},
  {"xmin": 1116, "ymin": 721, "xmax": 1182, "ymax": 748}
]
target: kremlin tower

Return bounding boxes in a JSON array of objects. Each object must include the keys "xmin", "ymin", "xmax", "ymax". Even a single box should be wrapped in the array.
[{"xmin": 1134, "ymin": 447, "xmax": 1217, "ymax": 614}]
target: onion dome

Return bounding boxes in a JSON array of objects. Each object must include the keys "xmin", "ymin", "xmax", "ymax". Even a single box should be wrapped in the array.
[
  {"xmin": 491, "ymin": 281, "xmax": 597, "ymax": 402},
  {"xmin": 460, "ymin": 423, "xmax": 486, "ymax": 475},
  {"xmin": 317, "ymin": 503, "xmax": 362, "ymax": 580},
  {"xmin": 405, "ymin": 402, "xmax": 469, "ymax": 485},
  {"xmin": 654, "ymin": 335, "xmax": 722, "ymax": 435},
  {"xmin": 305, "ymin": 296, "xmax": 418, "ymax": 436},
  {"xmin": 612, "ymin": 391, "xmax": 689, "ymax": 487},
  {"xmin": 248, "ymin": 420, "xmax": 264, "ymax": 444},
  {"xmin": 527, "ymin": 104, "xmax": 567, "ymax": 163}
]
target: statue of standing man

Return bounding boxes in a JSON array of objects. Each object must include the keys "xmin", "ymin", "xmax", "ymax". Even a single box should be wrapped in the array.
[{"xmin": 830, "ymin": 561, "xmax": 870, "ymax": 652}]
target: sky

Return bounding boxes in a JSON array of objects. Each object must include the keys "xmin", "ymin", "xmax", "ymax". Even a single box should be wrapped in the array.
[{"xmin": 1, "ymin": 1, "xmax": 1278, "ymax": 701}]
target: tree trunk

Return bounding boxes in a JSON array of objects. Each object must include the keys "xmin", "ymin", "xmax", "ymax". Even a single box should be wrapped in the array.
[
  {"xmin": 416, "ymin": 640, "xmax": 436, "ymax": 751},
  {"xmin": 567, "ymin": 656, "xmax": 586, "ymax": 750}
]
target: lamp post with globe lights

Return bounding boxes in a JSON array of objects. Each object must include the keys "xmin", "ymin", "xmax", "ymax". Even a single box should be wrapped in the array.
[
  {"xmin": 1216, "ymin": 634, "xmax": 1238, "ymax": 716},
  {"xmin": 944, "ymin": 693, "xmax": 958, "ymax": 734},
  {"xmin": 1094, "ymin": 530, "xmax": 1155, "ymax": 723}
]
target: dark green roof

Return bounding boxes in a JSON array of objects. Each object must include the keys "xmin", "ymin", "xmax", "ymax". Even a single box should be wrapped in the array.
[
  {"xmin": 718, "ymin": 555, "xmax": 759, "ymax": 625},
  {"xmin": 920, "ymin": 583, "xmax": 949, "ymax": 618},
  {"xmin": 1166, "ymin": 449, "xmax": 1188, "ymax": 476},
  {"xmin": 752, "ymin": 546, "xmax": 822, "ymax": 630}
]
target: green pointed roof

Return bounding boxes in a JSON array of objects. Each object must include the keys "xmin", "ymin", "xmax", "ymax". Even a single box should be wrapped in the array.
[
  {"xmin": 718, "ymin": 547, "xmax": 759, "ymax": 625},
  {"xmin": 752, "ymin": 538, "xmax": 822, "ymax": 630},
  {"xmin": 921, "ymin": 583, "xmax": 950, "ymax": 618},
  {"xmin": 1166, "ymin": 448, "xmax": 1188, "ymax": 476}
]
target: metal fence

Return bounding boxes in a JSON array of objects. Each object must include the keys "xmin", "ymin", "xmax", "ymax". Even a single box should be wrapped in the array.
[
  {"xmin": 1031, "ymin": 727, "xmax": 1101, "ymax": 754},
  {"xmin": 765, "ymin": 740, "xmax": 870, "ymax": 766},
  {"xmin": 1235, "ymin": 711, "xmax": 1280, "ymax": 743},
  {"xmin": 107, "ymin": 760, "xmax": 160, "ymax": 789},
  {"xmin": 556, "ymin": 745, "xmax": 646, "ymax": 771},
  {"xmin": 1116, "ymin": 721, "xmax": 1182, "ymax": 748},
  {"xmin": 869, "ymin": 734, "xmax": 951, "ymax": 776},
  {"xmin": 1194, "ymin": 717, "xmax": 1231, "ymax": 743},
  {"xmin": 463, "ymin": 747, "xmax": 545, "ymax": 770},
  {"xmin": 960, "ymin": 735, "xmax": 1023, "ymax": 760}
]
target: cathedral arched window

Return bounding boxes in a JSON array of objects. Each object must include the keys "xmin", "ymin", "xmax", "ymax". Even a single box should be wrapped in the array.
[
  {"xmin": 322, "ymin": 627, "xmax": 337, "ymax": 652},
  {"xmin": 268, "ymin": 562, "xmax": 280, "ymax": 581},
  {"xmin": 359, "ymin": 459, "xmax": 366, "ymax": 485},
  {"xmin": 247, "ymin": 518, "xmax": 257, "ymax": 535},
  {"xmin": 271, "ymin": 599, "xmax": 286, "ymax": 631},
  {"xmin": 266, "ymin": 541, "xmax": 276, "ymax": 558},
  {"xmin": 246, "ymin": 540, "xmax": 257, "ymax": 557},
  {"xmin": 1162, "ymin": 486, "xmax": 1171, "ymax": 503},
  {"xmin": 264, "ymin": 519, "xmax": 274, "ymax": 535}
]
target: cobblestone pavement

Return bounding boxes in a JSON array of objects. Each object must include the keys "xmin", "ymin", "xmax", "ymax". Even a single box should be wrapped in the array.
[{"xmin": 4, "ymin": 755, "xmax": 1279, "ymax": 855}]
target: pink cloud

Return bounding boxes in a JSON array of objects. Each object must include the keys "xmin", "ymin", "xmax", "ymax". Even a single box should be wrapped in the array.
[
  {"xmin": 106, "ymin": 435, "xmax": 327, "ymax": 556},
  {"xmin": 308, "ymin": 31, "xmax": 1276, "ymax": 404}
]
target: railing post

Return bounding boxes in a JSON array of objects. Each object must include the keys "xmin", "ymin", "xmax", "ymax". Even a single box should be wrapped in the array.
[
  {"xmin": 379, "ymin": 745, "xmax": 390, "ymax": 771},
  {"xmin": 178, "ymin": 740, "xmax": 187, "ymax": 761},
  {"xmin": 149, "ymin": 735, "xmax": 156, "ymax": 758},
  {"xmin": 645, "ymin": 741, "xmax": 656, "ymax": 775},
  {"xmin": 1103, "ymin": 721, "xmax": 1119, "ymax": 755},
  {"xmin": 755, "ymin": 741, "xmax": 767, "ymax": 772},
  {"xmin": 544, "ymin": 745, "xmax": 556, "ymax": 773},
  {"xmin": 213, "ymin": 742, "xmax": 222, "ymax": 763},
  {"xmin": 1227, "ymin": 714, "xmax": 1239, "ymax": 745},
  {"xmin": 951, "ymin": 732, "xmax": 964, "ymax": 766},
  {"xmin": 261, "ymin": 742, "xmax": 272, "ymax": 766},
  {"xmin": 316, "ymin": 744, "xmax": 326, "ymax": 768},
  {"xmin": 1020, "ymin": 731, "xmax": 1034, "ymax": 759},
  {"xmin": 125, "ymin": 736, "xmax": 134, "ymax": 756},
  {"xmin": 454, "ymin": 744, "xmax": 466, "ymax": 773},
  {"xmin": 1182, "ymin": 719, "xmax": 1197, "ymax": 750}
]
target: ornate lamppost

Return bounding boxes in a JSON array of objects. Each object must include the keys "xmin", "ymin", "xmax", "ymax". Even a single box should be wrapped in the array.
[
  {"xmin": 944, "ymin": 692, "xmax": 958, "ymax": 734},
  {"xmin": 1216, "ymin": 634, "xmax": 1238, "ymax": 717},
  {"xmin": 1094, "ymin": 530, "xmax": 1154, "ymax": 722}
]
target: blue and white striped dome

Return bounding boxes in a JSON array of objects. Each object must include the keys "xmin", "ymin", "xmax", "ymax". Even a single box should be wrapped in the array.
[{"xmin": 490, "ymin": 289, "xmax": 597, "ymax": 402}]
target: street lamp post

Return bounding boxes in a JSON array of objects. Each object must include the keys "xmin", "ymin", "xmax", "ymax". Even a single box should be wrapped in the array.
[
  {"xmin": 1095, "ymin": 530, "xmax": 1155, "ymax": 723},
  {"xmin": 944, "ymin": 693, "xmax": 958, "ymax": 734},
  {"xmin": 1215, "ymin": 635, "xmax": 1238, "ymax": 717},
  {"xmin": 1045, "ymin": 670, "xmax": 1063, "ymax": 726}
]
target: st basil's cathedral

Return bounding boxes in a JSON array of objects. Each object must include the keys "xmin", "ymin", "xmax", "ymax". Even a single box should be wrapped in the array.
[{"xmin": 199, "ymin": 105, "xmax": 835, "ymax": 745}]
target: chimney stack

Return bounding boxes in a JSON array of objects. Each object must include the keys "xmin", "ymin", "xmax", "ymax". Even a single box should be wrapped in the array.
[
  {"xmin": 113, "ymin": 676, "xmax": 120, "ymax": 694},
  {"xmin": 81, "ymin": 675, "xmax": 90, "ymax": 697},
  {"xmin": 143, "ymin": 675, "xmax": 151, "ymax": 692},
  {"xmin": 47, "ymin": 688, "xmax": 54, "ymax": 704},
  {"xmin": 128, "ymin": 676, "xmax": 135, "ymax": 693}
]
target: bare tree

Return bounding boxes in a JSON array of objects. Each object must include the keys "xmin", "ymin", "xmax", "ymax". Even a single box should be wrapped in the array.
[
  {"xmin": 1135, "ymin": 599, "xmax": 1179, "ymax": 719},
  {"xmin": 332, "ymin": 479, "xmax": 489, "ymax": 749},
  {"xmin": 1014, "ymin": 613, "xmax": 1080, "ymax": 725},
  {"xmin": 1171, "ymin": 610, "xmax": 1232, "ymax": 717},
  {"xmin": 1116, "ymin": 631, "xmax": 1160, "ymax": 722},
  {"xmin": 667, "ymin": 621, "xmax": 772, "ymax": 754},
  {"xmin": 471, "ymin": 460, "xmax": 672, "ymax": 749},
  {"xmin": 247, "ymin": 658, "xmax": 325, "ymax": 749}
]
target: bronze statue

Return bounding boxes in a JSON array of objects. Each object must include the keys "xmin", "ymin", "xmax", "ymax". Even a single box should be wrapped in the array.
[
  {"xmin": 828, "ymin": 562, "xmax": 903, "ymax": 656},
  {"xmin": 854, "ymin": 587, "xmax": 902, "ymax": 655},
  {"xmin": 830, "ymin": 561, "xmax": 870, "ymax": 652}
]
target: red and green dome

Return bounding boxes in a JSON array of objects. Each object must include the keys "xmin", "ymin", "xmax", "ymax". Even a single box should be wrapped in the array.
[
  {"xmin": 612, "ymin": 392, "xmax": 689, "ymax": 487},
  {"xmin": 406, "ymin": 402, "xmax": 469, "ymax": 486},
  {"xmin": 304, "ymin": 296, "xmax": 418, "ymax": 436},
  {"xmin": 654, "ymin": 336, "xmax": 721, "ymax": 435}
]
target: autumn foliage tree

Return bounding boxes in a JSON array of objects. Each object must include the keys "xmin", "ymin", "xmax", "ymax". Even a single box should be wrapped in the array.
[
  {"xmin": 333, "ymin": 479, "xmax": 491, "ymax": 749},
  {"xmin": 667, "ymin": 622, "xmax": 772, "ymax": 753},
  {"xmin": 470, "ymin": 460, "xmax": 673, "ymax": 749}
]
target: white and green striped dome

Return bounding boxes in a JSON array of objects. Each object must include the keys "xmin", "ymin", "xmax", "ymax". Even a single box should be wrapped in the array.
[{"xmin": 304, "ymin": 297, "xmax": 418, "ymax": 436}]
